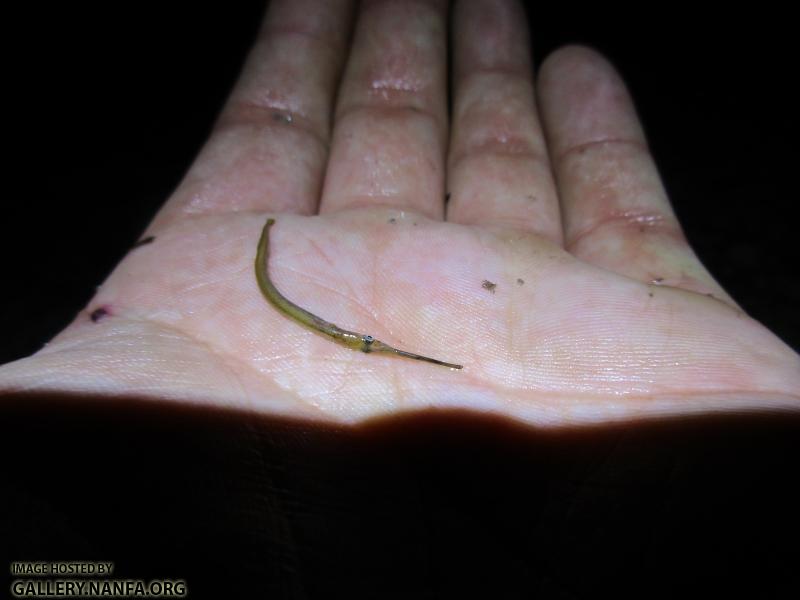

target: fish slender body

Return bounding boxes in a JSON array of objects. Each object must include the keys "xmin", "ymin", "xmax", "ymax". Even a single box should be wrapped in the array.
[{"xmin": 254, "ymin": 218, "xmax": 463, "ymax": 370}]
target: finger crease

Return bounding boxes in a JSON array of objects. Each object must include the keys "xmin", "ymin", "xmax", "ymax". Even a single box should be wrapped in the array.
[
  {"xmin": 456, "ymin": 67, "xmax": 533, "ymax": 89},
  {"xmin": 258, "ymin": 25, "xmax": 343, "ymax": 54},
  {"xmin": 567, "ymin": 210, "xmax": 683, "ymax": 249},
  {"xmin": 216, "ymin": 102, "xmax": 329, "ymax": 151},
  {"xmin": 450, "ymin": 144, "xmax": 547, "ymax": 169},
  {"xmin": 336, "ymin": 102, "xmax": 443, "ymax": 132},
  {"xmin": 556, "ymin": 137, "xmax": 648, "ymax": 164}
]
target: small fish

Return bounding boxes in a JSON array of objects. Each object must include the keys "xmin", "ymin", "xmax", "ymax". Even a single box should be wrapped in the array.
[{"xmin": 254, "ymin": 218, "xmax": 463, "ymax": 369}]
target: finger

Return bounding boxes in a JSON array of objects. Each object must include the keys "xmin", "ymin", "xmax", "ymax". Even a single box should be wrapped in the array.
[
  {"xmin": 537, "ymin": 46, "xmax": 734, "ymax": 301},
  {"xmin": 152, "ymin": 0, "xmax": 355, "ymax": 230},
  {"xmin": 446, "ymin": 0, "xmax": 562, "ymax": 242},
  {"xmin": 319, "ymin": 0, "xmax": 449, "ymax": 218}
]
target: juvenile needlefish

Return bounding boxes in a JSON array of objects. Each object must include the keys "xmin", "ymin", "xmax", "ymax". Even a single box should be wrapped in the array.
[{"xmin": 255, "ymin": 218, "xmax": 463, "ymax": 370}]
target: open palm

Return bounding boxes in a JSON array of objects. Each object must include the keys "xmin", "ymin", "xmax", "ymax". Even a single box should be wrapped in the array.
[{"xmin": 3, "ymin": 0, "xmax": 798, "ymax": 426}]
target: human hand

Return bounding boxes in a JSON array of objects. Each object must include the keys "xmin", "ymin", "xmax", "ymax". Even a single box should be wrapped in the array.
[{"xmin": 2, "ymin": 0, "xmax": 798, "ymax": 426}]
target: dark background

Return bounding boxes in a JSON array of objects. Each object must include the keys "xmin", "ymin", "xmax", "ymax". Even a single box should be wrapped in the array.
[
  {"xmin": 3, "ymin": 2, "xmax": 799, "ymax": 363},
  {"xmin": 2, "ymin": 4, "xmax": 799, "ymax": 599}
]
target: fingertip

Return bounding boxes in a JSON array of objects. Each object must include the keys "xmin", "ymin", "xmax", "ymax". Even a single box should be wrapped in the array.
[
  {"xmin": 537, "ymin": 44, "xmax": 616, "ymax": 86},
  {"xmin": 536, "ymin": 43, "xmax": 644, "ymax": 160}
]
